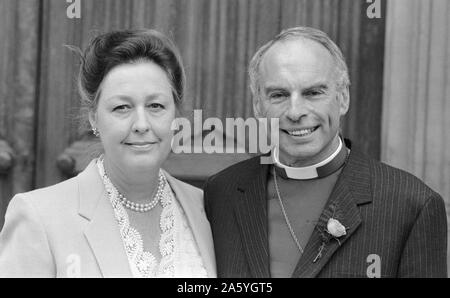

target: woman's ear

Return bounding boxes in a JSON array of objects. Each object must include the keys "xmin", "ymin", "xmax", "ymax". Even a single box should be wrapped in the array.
[{"xmin": 88, "ymin": 110, "xmax": 97, "ymax": 129}]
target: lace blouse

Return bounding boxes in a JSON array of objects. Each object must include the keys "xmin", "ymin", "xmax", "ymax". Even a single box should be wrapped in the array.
[{"xmin": 97, "ymin": 158, "xmax": 208, "ymax": 278}]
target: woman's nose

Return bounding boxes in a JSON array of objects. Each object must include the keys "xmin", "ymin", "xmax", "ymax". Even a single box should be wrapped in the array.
[{"xmin": 132, "ymin": 108, "xmax": 151, "ymax": 133}]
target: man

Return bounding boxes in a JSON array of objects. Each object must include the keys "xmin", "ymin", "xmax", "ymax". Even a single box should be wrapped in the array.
[{"xmin": 203, "ymin": 27, "xmax": 447, "ymax": 278}]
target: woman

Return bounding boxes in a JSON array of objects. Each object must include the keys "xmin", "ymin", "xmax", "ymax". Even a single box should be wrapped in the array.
[{"xmin": 0, "ymin": 29, "xmax": 216, "ymax": 277}]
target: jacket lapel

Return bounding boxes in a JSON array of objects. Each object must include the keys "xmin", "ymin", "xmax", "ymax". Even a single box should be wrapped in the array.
[
  {"xmin": 164, "ymin": 170, "xmax": 217, "ymax": 278},
  {"xmin": 292, "ymin": 150, "xmax": 373, "ymax": 278},
  {"xmin": 77, "ymin": 160, "xmax": 132, "ymax": 277},
  {"xmin": 234, "ymin": 157, "xmax": 271, "ymax": 278}
]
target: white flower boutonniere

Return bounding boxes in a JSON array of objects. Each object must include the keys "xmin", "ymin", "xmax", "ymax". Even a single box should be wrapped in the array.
[
  {"xmin": 313, "ymin": 217, "xmax": 348, "ymax": 263},
  {"xmin": 326, "ymin": 218, "xmax": 347, "ymax": 238}
]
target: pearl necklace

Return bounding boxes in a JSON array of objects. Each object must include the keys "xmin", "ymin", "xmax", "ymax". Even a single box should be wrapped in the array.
[
  {"xmin": 97, "ymin": 157, "xmax": 167, "ymax": 213},
  {"xmin": 117, "ymin": 172, "xmax": 166, "ymax": 212}
]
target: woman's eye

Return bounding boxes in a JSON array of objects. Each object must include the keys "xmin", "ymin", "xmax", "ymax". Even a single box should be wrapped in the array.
[
  {"xmin": 148, "ymin": 103, "xmax": 164, "ymax": 110},
  {"xmin": 113, "ymin": 105, "xmax": 130, "ymax": 112}
]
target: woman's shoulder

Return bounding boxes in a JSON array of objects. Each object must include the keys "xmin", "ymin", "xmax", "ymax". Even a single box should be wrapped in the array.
[
  {"xmin": 13, "ymin": 176, "xmax": 79, "ymax": 205},
  {"xmin": 10, "ymin": 160, "xmax": 99, "ymax": 214},
  {"xmin": 163, "ymin": 170, "xmax": 203, "ymax": 200},
  {"xmin": 8, "ymin": 179, "xmax": 81, "ymax": 225}
]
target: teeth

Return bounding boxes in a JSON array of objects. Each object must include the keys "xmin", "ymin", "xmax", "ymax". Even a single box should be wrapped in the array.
[{"xmin": 288, "ymin": 128, "xmax": 315, "ymax": 137}]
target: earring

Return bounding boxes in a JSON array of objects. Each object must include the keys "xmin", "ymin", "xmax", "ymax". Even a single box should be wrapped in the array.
[{"xmin": 92, "ymin": 127, "xmax": 100, "ymax": 137}]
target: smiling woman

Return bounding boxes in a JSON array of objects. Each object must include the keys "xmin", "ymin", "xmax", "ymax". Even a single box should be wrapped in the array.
[
  {"xmin": 0, "ymin": 30, "xmax": 216, "ymax": 278},
  {"xmin": 91, "ymin": 61, "xmax": 176, "ymax": 182}
]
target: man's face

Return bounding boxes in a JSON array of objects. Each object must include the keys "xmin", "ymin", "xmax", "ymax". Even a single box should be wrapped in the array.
[{"xmin": 256, "ymin": 38, "xmax": 349, "ymax": 166}]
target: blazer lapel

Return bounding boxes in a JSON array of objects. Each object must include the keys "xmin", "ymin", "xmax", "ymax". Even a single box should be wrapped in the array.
[
  {"xmin": 77, "ymin": 160, "xmax": 132, "ymax": 277},
  {"xmin": 164, "ymin": 170, "xmax": 217, "ymax": 278},
  {"xmin": 234, "ymin": 158, "xmax": 271, "ymax": 278},
  {"xmin": 292, "ymin": 150, "xmax": 372, "ymax": 278}
]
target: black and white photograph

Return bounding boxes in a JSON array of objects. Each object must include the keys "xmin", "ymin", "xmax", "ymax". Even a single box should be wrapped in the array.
[{"xmin": 0, "ymin": 0, "xmax": 448, "ymax": 282}]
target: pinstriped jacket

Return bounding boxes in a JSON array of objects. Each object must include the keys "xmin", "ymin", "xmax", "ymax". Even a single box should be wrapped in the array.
[{"xmin": 204, "ymin": 143, "xmax": 448, "ymax": 278}]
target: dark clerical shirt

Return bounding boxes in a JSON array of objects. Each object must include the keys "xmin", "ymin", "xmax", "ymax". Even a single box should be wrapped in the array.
[{"xmin": 267, "ymin": 166, "xmax": 342, "ymax": 277}]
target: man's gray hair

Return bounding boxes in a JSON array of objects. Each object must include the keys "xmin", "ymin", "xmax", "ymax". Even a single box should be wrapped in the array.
[{"xmin": 248, "ymin": 26, "xmax": 350, "ymax": 99}]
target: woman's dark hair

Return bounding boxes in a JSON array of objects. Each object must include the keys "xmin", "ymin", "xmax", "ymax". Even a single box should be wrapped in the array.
[{"xmin": 78, "ymin": 29, "xmax": 185, "ymax": 112}]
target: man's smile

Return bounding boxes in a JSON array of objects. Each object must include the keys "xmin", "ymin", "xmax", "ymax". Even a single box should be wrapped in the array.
[{"xmin": 282, "ymin": 125, "xmax": 320, "ymax": 137}]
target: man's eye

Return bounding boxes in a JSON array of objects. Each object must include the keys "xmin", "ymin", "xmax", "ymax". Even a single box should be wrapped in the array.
[
  {"xmin": 269, "ymin": 92, "xmax": 288, "ymax": 99},
  {"xmin": 305, "ymin": 90, "xmax": 324, "ymax": 97}
]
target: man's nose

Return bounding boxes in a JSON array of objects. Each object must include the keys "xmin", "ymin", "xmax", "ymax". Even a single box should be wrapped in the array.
[
  {"xmin": 286, "ymin": 94, "xmax": 309, "ymax": 122},
  {"xmin": 132, "ymin": 108, "xmax": 151, "ymax": 133}
]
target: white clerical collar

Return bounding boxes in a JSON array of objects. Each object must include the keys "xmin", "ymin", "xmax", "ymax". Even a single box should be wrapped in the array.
[{"xmin": 272, "ymin": 137, "xmax": 348, "ymax": 180}]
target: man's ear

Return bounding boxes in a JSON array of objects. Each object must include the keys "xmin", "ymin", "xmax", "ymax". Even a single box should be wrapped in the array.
[
  {"xmin": 253, "ymin": 97, "xmax": 263, "ymax": 118},
  {"xmin": 338, "ymin": 86, "xmax": 350, "ymax": 116}
]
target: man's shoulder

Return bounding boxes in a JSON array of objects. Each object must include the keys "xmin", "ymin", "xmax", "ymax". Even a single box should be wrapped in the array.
[
  {"xmin": 350, "ymin": 150, "xmax": 441, "ymax": 205},
  {"xmin": 205, "ymin": 154, "xmax": 264, "ymax": 186},
  {"xmin": 370, "ymin": 155, "xmax": 434, "ymax": 192}
]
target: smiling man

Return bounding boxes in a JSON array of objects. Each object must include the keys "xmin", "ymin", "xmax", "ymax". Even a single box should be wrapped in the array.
[{"xmin": 203, "ymin": 27, "xmax": 447, "ymax": 278}]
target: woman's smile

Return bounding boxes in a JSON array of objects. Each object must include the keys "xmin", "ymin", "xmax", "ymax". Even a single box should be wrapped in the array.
[
  {"xmin": 124, "ymin": 141, "xmax": 158, "ymax": 151},
  {"xmin": 92, "ymin": 61, "xmax": 176, "ymax": 170}
]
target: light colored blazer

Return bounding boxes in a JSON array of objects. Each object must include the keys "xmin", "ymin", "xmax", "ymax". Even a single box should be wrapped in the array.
[{"xmin": 0, "ymin": 160, "xmax": 216, "ymax": 277}]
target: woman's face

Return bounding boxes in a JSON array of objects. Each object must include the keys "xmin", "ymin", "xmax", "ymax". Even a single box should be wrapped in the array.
[{"xmin": 90, "ymin": 61, "xmax": 176, "ymax": 173}]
